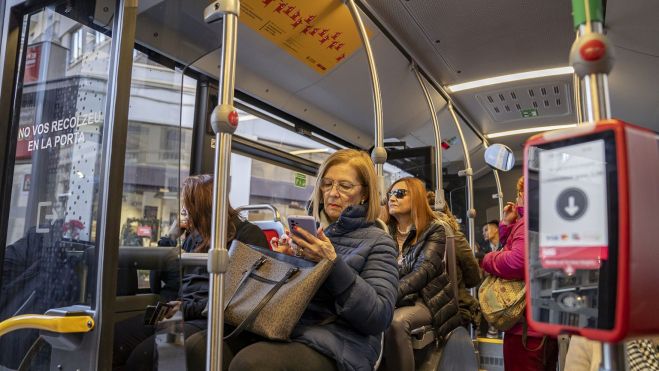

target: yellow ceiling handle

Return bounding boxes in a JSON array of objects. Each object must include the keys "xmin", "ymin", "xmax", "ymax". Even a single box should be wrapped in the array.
[{"xmin": 0, "ymin": 314, "xmax": 94, "ymax": 338}]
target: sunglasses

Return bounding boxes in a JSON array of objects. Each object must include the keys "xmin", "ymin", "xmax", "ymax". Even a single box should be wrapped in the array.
[{"xmin": 387, "ymin": 189, "xmax": 408, "ymax": 199}]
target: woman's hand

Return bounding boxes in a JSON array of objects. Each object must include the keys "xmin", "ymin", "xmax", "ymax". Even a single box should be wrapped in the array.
[
  {"xmin": 502, "ymin": 202, "xmax": 518, "ymax": 225},
  {"xmin": 164, "ymin": 300, "xmax": 181, "ymax": 319},
  {"xmin": 290, "ymin": 227, "xmax": 337, "ymax": 262},
  {"xmin": 270, "ymin": 232, "xmax": 296, "ymax": 256}
]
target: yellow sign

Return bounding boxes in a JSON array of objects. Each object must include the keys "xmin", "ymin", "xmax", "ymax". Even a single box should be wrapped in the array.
[{"xmin": 240, "ymin": 0, "xmax": 370, "ymax": 74}]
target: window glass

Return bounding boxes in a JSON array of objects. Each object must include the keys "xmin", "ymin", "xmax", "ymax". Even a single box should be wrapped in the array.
[
  {"xmin": 119, "ymin": 51, "xmax": 195, "ymax": 249},
  {"xmin": 1, "ymin": 8, "xmax": 110, "ymax": 369},
  {"xmin": 234, "ymin": 108, "xmax": 336, "ymax": 165},
  {"xmin": 230, "ymin": 153, "xmax": 316, "ymax": 222}
]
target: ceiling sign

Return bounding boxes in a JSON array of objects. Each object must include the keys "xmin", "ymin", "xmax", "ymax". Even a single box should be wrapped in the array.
[
  {"xmin": 538, "ymin": 139, "xmax": 609, "ymax": 274},
  {"xmin": 240, "ymin": 0, "xmax": 371, "ymax": 74}
]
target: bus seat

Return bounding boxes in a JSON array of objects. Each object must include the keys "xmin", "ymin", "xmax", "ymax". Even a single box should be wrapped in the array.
[
  {"xmin": 236, "ymin": 204, "xmax": 286, "ymax": 249},
  {"xmin": 250, "ymin": 220, "xmax": 286, "ymax": 249}
]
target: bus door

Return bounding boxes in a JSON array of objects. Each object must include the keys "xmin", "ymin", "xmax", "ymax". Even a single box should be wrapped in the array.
[{"xmin": 0, "ymin": 1, "xmax": 203, "ymax": 369}]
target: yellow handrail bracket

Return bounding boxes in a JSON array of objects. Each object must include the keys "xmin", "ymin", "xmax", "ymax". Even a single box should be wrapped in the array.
[{"xmin": 0, "ymin": 314, "xmax": 94, "ymax": 338}]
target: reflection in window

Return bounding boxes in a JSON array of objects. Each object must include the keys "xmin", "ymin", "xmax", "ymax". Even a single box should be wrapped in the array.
[
  {"xmin": 119, "ymin": 50, "xmax": 195, "ymax": 248},
  {"xmin": 70, "ymin": 28, "xmax": 83, "ymax": 62}
]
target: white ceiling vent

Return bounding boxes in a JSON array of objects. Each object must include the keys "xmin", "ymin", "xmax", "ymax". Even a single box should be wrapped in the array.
[{"xmin": 476, "ymin": 82, "xmax": 572, "ymax": 123}]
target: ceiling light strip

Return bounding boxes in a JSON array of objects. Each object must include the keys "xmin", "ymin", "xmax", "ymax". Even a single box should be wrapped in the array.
[
  {"xmin": 447, "ymin": 67, "xmax": 575, "ymax": 93},
  {"xmin": 485, "ymin": 124, "xmax": 578, "ymax": 139}
]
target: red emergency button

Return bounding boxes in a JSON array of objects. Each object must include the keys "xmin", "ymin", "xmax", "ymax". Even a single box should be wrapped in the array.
[
  {"xmin": 580, "ymin": 39, "xmax": 606, "ymax": 61},
  {"xmin": 228, "ymin": 110, "xmax": 239, "ymax": 127}
]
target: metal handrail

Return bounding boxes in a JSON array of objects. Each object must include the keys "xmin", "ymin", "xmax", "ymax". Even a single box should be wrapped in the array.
[
  {"xmin": 236, "ymin": 204, "xmax": 282, "ymax": 222},
  {"xmin": 0, "ymin": 314, "xmax": 94, "ymax": 338}
]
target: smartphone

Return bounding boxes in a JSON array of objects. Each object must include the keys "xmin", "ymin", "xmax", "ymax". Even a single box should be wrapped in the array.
[
  {"xmin": 144, "ymin": 302, "xmax": 173, "ymax": 325},
  {"xmin": 287, "ymin": 215, "xmax": 317, "ymax": 238}
]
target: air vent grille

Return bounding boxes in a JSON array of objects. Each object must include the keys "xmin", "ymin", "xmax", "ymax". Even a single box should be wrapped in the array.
[{"xmin": 476, "ymin": 83, "xmax": 572, "ymax": 122}]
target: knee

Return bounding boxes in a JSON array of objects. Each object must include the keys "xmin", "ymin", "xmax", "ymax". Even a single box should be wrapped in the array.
[
  {"xmin": 228, "ymin": 350, "xmax": 266, "ymax": 371},
  {"xmin": 389, "ymin": 310, "xmax": 411, "ymax": 335}
]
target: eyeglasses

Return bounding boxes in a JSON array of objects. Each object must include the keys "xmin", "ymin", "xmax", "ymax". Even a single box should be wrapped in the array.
[
  {"xmin": 387, "ymin": 189, "xmax": 408, "ymax": 199},
  {"xmin": 320, "ymin": 178, "xmax": 362, "ymax": 194}
]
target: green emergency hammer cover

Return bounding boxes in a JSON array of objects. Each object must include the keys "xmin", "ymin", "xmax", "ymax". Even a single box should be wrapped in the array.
[{"xmin": 572, "ymin": 0, "xmax": 603, "ymax": 28}]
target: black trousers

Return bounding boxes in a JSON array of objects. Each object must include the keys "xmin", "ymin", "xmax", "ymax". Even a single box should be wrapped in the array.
[
  {"xmin": 186, "ymin": 329, "xmax": 338, "ymax": 371},
  {"xmin": 381, "ymin": 300, "xmax": 433, "ymax": 371}
]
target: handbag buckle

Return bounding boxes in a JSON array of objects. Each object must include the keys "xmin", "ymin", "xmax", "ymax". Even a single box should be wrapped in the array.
[{"xmin": 254, "ymin": 256, "xmax": 268, "ymax": 269}]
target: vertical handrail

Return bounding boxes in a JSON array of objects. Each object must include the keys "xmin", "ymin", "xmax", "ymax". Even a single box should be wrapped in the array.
[
  {"xmin": 482, "ymin": 139, "xmax": 505, "ymax": 220},
  {"xmin": 344, "ymin": 0, "xmax": 386, "ymax": 198},
  {"xmin": 570, "ymin": 0, "xmax": 620, "ymax": 368},
  {"xmin": 203, "ymin": 1, "xmax": 240, "ymax": 370},
  {"xmin": 492, "ymin": 168, "xmax": 504, "ymax": 220},
  {"xmin": 447, "ymin": 103, "xmax": 476, "ymax": 252},
  {"xmin": 95, "ymin": 0, "xmax": 138, "ymax": 368},
  {"xmin": 448, "ymin": 102, "xmax": 477, "ymax": 338},
  {"xmin": 412, "ymin": 63, "xmax": 445, "ymax": 209}
]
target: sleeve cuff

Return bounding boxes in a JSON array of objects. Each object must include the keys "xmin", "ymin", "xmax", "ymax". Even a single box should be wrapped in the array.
[{"xmin": 324, "ymin": 257, "xmax": 356, "ymax": 296}]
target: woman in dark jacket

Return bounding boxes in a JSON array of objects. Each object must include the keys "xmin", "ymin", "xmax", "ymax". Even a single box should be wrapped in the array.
[
  {"xmin": 380, "ymin": 177, "xmax": 461, "ymax": 371},
  {"xmin": 116, "ymin": 174, "xmax": 268, "ymax": 371},
  {"xmin": 231, "ymin": 149, "xmax": 399, "ymax": 371}
]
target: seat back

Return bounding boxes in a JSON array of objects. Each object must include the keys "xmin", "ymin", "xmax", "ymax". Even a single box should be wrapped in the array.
[
  {"xmin": 251, "ymin": 220, "xmax": 286, "ymax": 249},
  {"xmin": 237, "ymin": 204, "xmax": 286, "ymax": 249}
]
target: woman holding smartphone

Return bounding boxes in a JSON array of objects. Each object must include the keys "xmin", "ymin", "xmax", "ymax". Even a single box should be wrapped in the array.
[
  {"xmin": 226, "ymin": 149, "xmax": 398, "ymax": 371},
  {"xmin": 380, "ymin": 177, "xmax": 462, "ymax": 371}
]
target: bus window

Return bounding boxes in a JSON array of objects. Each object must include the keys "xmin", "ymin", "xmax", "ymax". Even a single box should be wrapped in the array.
[
  {"xmin": 230, "ymin": 152, "xmax": 316, "ymax": 223},
  {"xmin": 119, "ymin": 51, "xmax": 196, "ymax": 251}
]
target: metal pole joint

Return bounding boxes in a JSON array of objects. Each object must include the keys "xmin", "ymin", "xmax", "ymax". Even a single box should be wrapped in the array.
[
  {"xmin": 204, "ymin": 0, "xmax": 240, "ymax": 22},
  {"xmin": 570, "ymin": 32, "xmax": 614, "ymax": 77},
  {"xmin": 458, "ymin": 168, "xmax": 473, "ymax": 177},
  {"xmin": 207, "ymin": 248, "xmax": 230, "ymax": 274},
  {"xmin": 211, "ymin": 103, "xmax": 239, "ymax": 135}
]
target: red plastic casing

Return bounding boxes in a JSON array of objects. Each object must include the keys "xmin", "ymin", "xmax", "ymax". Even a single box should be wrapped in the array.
[{"xmin": 523, "ymin": 119, "xmax": 659, "ymax": 342}]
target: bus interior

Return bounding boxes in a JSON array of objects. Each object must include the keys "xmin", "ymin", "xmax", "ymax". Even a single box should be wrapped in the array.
[{"xmin": 0, "ymin": 0, "xmax": 657, "ymax": 370}]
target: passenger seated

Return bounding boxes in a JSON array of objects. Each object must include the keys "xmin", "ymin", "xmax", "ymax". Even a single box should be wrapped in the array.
[
  {"xmin": 380, "ymin": 177, "xmax": 462, "ymax": 371},
  {"xmin": 114, "ymin": 174, "xmax": 268, "ymax": 371},
  {"xmin": 191, "ymin": 149, "xmax": 398, "ymax": 371}
]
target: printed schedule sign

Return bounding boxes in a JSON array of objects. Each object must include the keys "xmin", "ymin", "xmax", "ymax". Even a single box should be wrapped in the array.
[
  {"xmin": 539, "ymin": 139, "xmax": 609, "ymax": 273},
  {"xmin": 240, "ymin": 0, "xmax": 370, "ymax": 74}
]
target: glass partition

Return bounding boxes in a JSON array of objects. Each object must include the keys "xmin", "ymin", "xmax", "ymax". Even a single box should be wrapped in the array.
[{"xmin": 0, "ymin": 7, "xmax": 111, "ymax": 369}]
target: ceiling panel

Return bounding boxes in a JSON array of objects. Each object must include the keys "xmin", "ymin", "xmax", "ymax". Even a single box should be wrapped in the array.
[
  {"xmin": 605, "ymin": 0, "xmax": 659, "ymax": 131},
  {"xmin": 365, "ymin": 0, "xmax": 574, "ymax": 85}
]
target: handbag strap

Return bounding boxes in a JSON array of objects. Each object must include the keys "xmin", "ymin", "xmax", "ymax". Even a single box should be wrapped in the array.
[
  {"xmin": 522, "ymin": 317, "xmax": 547, "ymax": 352},
  {"xmin": 224, "ymin": 256, "xmax": 268, "ymax": 311},
  {"xmin": 224, "ymin": 266, "xmax": 299, "ymax": 340}
]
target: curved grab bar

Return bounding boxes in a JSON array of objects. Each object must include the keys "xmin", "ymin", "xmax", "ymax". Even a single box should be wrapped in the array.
[
  {"xmin": 236, "ymin": 204, "xmax": 282, "ymax": 222},
  {"xmin": 0, "ymin": 314, "xmax": 94, "ymax": 338}
]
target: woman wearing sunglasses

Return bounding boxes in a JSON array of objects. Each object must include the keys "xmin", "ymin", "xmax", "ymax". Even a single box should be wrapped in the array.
[{"xmin": 380, "ymin": 177, "xmax": 462, "ymax": 371}]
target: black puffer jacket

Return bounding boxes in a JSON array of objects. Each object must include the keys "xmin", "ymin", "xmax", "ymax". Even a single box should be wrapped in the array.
[{"xmin": 394, "ymin": 220, "xmax": 462, "ymax": 340}]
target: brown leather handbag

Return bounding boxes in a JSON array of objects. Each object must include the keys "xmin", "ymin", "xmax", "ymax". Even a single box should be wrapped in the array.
[{"xmin": 221, "ymin": 241, "xmax": 333, "ymax": 341}]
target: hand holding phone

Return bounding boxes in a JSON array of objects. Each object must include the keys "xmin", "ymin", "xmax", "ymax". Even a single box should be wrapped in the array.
[{"xmin": 287, "ymin": 215, "xmax": 317, "ymax": 238}]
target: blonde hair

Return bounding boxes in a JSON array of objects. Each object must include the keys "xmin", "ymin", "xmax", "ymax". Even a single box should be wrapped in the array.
[
  {"xmin": 311, "ymin": 149, "xmax": 380, "ymax": 223},
  {"xmin": 383, "ymin": 177, "xmax": 437, "ymax": 243}
]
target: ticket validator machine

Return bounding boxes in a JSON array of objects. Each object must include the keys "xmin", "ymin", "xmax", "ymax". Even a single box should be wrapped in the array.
[
  {"xmin": 524, "ymin": 120, "xmax": 659, "ymax": 344},
  {"xmin": 522, "ymin": 1, "xmax": 659, "ymax": 369}
]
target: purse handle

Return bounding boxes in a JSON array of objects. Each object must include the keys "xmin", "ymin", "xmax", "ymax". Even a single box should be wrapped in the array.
[
  {"xmin": 224, "ymin": 261, "xmax": 299, "ymax": 340},
  {"xmin": 436, "ymin": 218, "xmax": 460, "ymax": 310}
]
